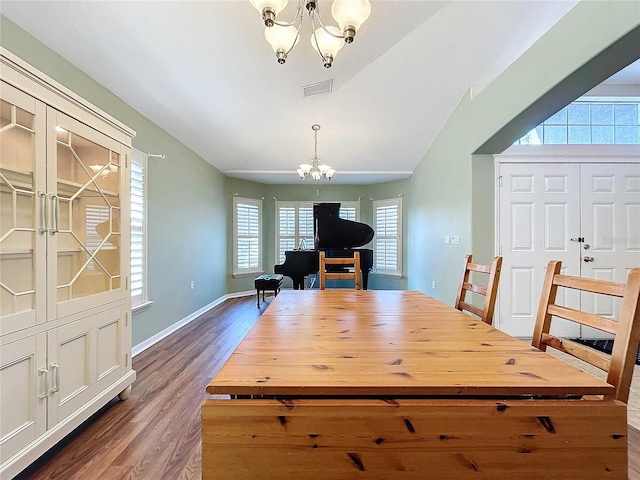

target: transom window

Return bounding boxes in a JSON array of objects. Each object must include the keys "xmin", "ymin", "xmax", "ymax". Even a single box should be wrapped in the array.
[
  {"xmin": 276, "ymin": 201, "xmax": 359, "ymax": 263},
  {"xmin": 517, "ymin": 101, "xmax": 640, "ymax": 145}
]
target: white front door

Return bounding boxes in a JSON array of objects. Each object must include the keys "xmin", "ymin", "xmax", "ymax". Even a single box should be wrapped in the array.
[
  {"xmin": 498, "ymin": 160, "xmax": 640, "ymax": 339},
  {"xmin": 497, "ymin": 163, "xmax": 581, "ymax": 337},
  {"xmin": 579, "ymin": 163, "xmax": 640, "ymax": 337}
]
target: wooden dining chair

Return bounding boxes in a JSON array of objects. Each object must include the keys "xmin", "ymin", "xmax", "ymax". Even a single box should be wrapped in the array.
[
  {"xmin": 532, "ymin": 261, "xmax": 640, "ymax": 403},
  {"xmin": 319, "ymin": 251, "xmax": 361, "ymax": 290},
  {"xmin": 454, "ymin": 254, "xmax": 502, "ymax": 325}
]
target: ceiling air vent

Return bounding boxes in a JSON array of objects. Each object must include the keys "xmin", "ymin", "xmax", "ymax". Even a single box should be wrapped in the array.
[{"xmin": 302, "ymin": 80, "xmax": 333, "ymax": 98}]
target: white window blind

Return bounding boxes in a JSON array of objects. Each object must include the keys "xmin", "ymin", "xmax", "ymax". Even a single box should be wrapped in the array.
[
  {"xmin": 131, "ymin": 150, "xmax": 147, "ymax": 307},
  {"xmin": 373, "ymin": 198, "xmax": 402, "ymax": 277},
  {"xmin": 85, "ymin": 205, "xmax": 110, "ymax": 272},
  {"xmin": 234, "ymin": 197, "xmax": 262, "ymax": 275},
  {"xmin": 275, "ymin": 201, "xmax": 360, "ymax": 263}
]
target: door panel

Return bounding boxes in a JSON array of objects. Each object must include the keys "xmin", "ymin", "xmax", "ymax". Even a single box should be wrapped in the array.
[
  {"xmin": 46, "ymin": 304, "xmax": 125, "ymax": 427},
  {"xmin": 580, "ymin": 163, "xmax": 640, "ymax": 337},
  {"xmin": 0, "ymin": 333, "xmax": 47, "ymax": 463},
  {"xmin": 498, "ymin": 163, "xmax": 581, "ymax": 337},
  {"xmin": 46, "ymin": 108, "xmax": 127, "ymax": 321},
  {"xmin": 0, "ymin": 82, "xmax": 47, "ymax": 336}
]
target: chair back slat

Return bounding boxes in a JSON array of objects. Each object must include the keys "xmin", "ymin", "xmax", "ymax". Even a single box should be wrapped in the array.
[
  {"xmin": 319, "ymin": 251, "xmax": 361, "ymax": 290},
  {"xmin": 462, "ymin": 282, "xmax": 488, "ymax": 296},
  {"xmin": 468, "ymin": 263, "xmax": 492, "ymax": 274},
  {"xmin": 533, "ymin": 261, "xmax": 640, "ymax": 403},
  {"xmin": 540, "ymin": 334, "xmax": 611, "ymax": 372},
  {"xmin": 454, "ymin": 254, "xmax": 502, "ymax": 325},
  {"xmin": 554, "ymin": 274, "xmax": 626, "ymax": 297},
  {"xmin": 547, "ymin": 304, "xmax": 618, "ymax": 335},
  {"xmin": 457, "ymin": 301, "xmax": 483, "ymax": 319}
]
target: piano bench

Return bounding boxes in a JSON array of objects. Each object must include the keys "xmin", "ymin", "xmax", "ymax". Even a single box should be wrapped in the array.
[{"xmin": 254, "ymin": 274, "xmax": 284, "ymax": 308}]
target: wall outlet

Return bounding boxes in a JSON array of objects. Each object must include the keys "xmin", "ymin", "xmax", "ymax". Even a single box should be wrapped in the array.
[
  {"xmin": 190, "ymin": 281, "xmax": 195, "ymax": 290},
  {"xmin": 431, "ymin": 281, "xmax": 436, "ymax": 289},
  {"xmin": 451, "ymin": 234, "xmax": 460, "ymax": 245},
  {"xmin": 444, "ymin": 235, "xmax": 450, "ymax": 244}
]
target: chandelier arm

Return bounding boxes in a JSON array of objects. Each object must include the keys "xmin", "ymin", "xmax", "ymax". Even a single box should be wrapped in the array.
[
  {"xmin": 274, "ymin": 0, "xmax": 304, "ymax": 27},
  {"xmin": 310, "ymin": 13, "xmax": 332, "ymax": 62},
  {"xmin": 283, "ymin": 26, "xmax": 302, "ymax": 58},
  {"xmin": 313, "ymin": 6, "xmax": 346, "ymax": 39}
]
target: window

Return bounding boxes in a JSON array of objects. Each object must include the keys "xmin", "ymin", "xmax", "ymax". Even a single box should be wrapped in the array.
[
  {"xmin": 233, "ymin": 196, "xmax": 262, "ymax": 276},
  {"xmin": 373, "ymin": 197, "xmax": 402, "ymax": 277},
  {"xmin": 275, "ymin": 201, "xmax": 360, "ymax": 263},
  {"xmin": 131, "ymin": 149, "xmax": 148, "ymax": 309},
  {"xmin": 517, "ymin": 101, "xmax": 640, "ymax": 145}
]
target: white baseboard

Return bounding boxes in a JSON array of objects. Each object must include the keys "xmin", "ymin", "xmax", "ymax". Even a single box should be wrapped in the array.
[{"xmin": 132, "ymin": 291, "xmax": 254, "ymax": 357}]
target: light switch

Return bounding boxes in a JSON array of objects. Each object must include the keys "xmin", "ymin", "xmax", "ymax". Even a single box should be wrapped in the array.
[
  {"xmin": 452, "ymin": 235, "xmax": 460, "ymax": 245},
  {"xmin": 444, "ymin": 235, "xmax": 450, "ymax": 244}
]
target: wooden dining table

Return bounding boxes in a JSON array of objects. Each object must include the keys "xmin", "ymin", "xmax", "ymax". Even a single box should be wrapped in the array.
[{"xmin": 202, "ymin": 290, "xmax": 627, "ymax": 479}]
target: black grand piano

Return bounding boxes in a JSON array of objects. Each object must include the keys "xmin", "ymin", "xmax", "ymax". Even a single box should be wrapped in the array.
[{"xmin": 275, "ymin": 203, "xmax": 374, "ymax": 289}]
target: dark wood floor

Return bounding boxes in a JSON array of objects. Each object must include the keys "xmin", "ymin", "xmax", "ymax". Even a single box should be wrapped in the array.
[{"xmin": 14, "ymin": 294, "xmax": 640, "ymax": 479}]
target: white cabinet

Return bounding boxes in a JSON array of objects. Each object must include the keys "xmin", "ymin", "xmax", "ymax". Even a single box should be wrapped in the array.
[{"xmin": 0, "ymin": 48, "xmax": 136, "ymax": 478}]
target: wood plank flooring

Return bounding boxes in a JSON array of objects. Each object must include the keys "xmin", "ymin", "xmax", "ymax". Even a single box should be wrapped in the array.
[{"xmin": 13, "ymin": 294, "xmax": 640, "ymax": 479}]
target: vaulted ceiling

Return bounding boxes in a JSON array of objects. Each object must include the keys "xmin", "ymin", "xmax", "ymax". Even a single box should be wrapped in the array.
[{"xmin": 2, "ymin": 1, "xmax": 637, "ymax": 184}]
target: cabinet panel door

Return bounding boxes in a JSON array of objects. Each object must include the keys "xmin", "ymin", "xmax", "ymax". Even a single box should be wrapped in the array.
[
  {"xmin": 0, "ymin": 333, "xmax": 47, "ymax": 464},
  {"xmin": 47, "ymin": 304, "xmax": 125, "ymax": 427},
  {"xmin": 46, "ymin": 108, "xmax": 129, "ymax": 321},
  {"xmin": 0, "ymin": 82, "xmax": 47, "ymax": 336}
]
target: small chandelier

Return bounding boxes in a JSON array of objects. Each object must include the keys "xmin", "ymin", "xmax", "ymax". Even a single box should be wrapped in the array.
[
  {"xmin": 297, "ymin": 124, "xmax": 335, "ymax": 182},
  {"xmin": 249, "ymin": 0, "xmax": 371, "ymax": 68}
]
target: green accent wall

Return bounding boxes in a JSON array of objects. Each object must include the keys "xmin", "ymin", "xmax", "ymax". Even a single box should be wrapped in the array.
[{"xmin": 1, "ymin": 15, "xmax": 229, "ymax": 346}]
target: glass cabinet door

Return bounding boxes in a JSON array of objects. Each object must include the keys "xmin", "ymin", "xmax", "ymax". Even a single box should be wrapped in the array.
[
  {"xmin": 48, "ymin": 108, "xmax": 128, "ymax": 319},
  {"xmin": 0, "ymin": 82, "xmax": 46, "ymax": 335}
]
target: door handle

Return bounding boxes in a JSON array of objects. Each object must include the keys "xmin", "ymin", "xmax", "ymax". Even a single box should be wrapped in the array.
[
  {"xmin": 49, "ymin": 363, "xmax": 59, "ymax": 395},
  {"xmin": 38, "ymin": 367, "xmax": 48, "ymax": 401},
  {"xmin": 49, "ymin": 194, "xmax": 59, "ymax": 235},
  {"xmin": 583, "ymin": 256, "xmax": 595, "ymax": 263},
  {"xmin": 38, "ymin": 191, "xmax": 47, "ymax": 235}
]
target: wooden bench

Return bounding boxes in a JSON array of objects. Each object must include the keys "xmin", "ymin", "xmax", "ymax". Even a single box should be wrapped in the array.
[{"xmin": 254, "ymin": 274, "xmax": 283, "ymax": 307}]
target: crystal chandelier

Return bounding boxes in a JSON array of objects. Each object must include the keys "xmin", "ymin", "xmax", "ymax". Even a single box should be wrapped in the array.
[
  {"xmin": 249, "ymin": 0, "xmax": 371, "ymax": 68},
  {"xmin": 297, "ymin": 124, "xmax": 335, "ymax": 182}
]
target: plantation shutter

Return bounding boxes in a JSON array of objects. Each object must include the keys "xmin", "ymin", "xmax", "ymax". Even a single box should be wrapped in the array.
[
  {"xmin": 235, "ymin": 198, "xmax": 262, "ymax": 274},
  {"xmin": 131, "ymin": 156, "xmax": 145, "ymax": 306},
  {"xmin": 374, "ymin": 199, "xmax": 402, "ymax": 276}
]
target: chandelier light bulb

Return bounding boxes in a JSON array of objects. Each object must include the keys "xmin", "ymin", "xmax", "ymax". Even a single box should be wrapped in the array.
[
  {"xmin": 265, "ymin": 25, "xmax": 299, "ymax": 63},
  {"xmin": 331, "ymin": 0, "xmax": 371, "ymax": 43},
  {"xmin": 312, "ymin": 26, "xmax": 344, "ymax": 68},
  {"xmin": 250, "ymin": 0, "xmax": 289, "ymax": 26}
]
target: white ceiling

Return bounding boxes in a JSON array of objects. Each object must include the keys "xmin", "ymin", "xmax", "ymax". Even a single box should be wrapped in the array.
[{"xmin": 2, "ymin": 1, "xmax": 637, "ymax": 184}]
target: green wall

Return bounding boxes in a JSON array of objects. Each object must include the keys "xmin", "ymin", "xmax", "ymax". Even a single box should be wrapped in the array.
[
  {"xmin": 408, "ymin": 0, "xmax": 640, "ymax": 304},
  {"xmin": 1, "ymin": 16, "xmax": 229, "ymax": 346}
]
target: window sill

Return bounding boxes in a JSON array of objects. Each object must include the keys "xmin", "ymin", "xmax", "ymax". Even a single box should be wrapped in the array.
[
  {"xmin": 233, "ymin": 271, "xmax": 265, "ymax": 279},
  {"xmin": 132, "ymin": 300, "xmax": 154, "ymax": 315},
  {"xmin": 373, "ymin": 272, "xmax": 403, "ymax": 279}
]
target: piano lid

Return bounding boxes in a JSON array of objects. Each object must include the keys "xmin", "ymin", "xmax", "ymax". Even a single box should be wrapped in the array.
[{"xmin": 314, "ymin": 203, "xmax": 374, "ymax": 249}]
